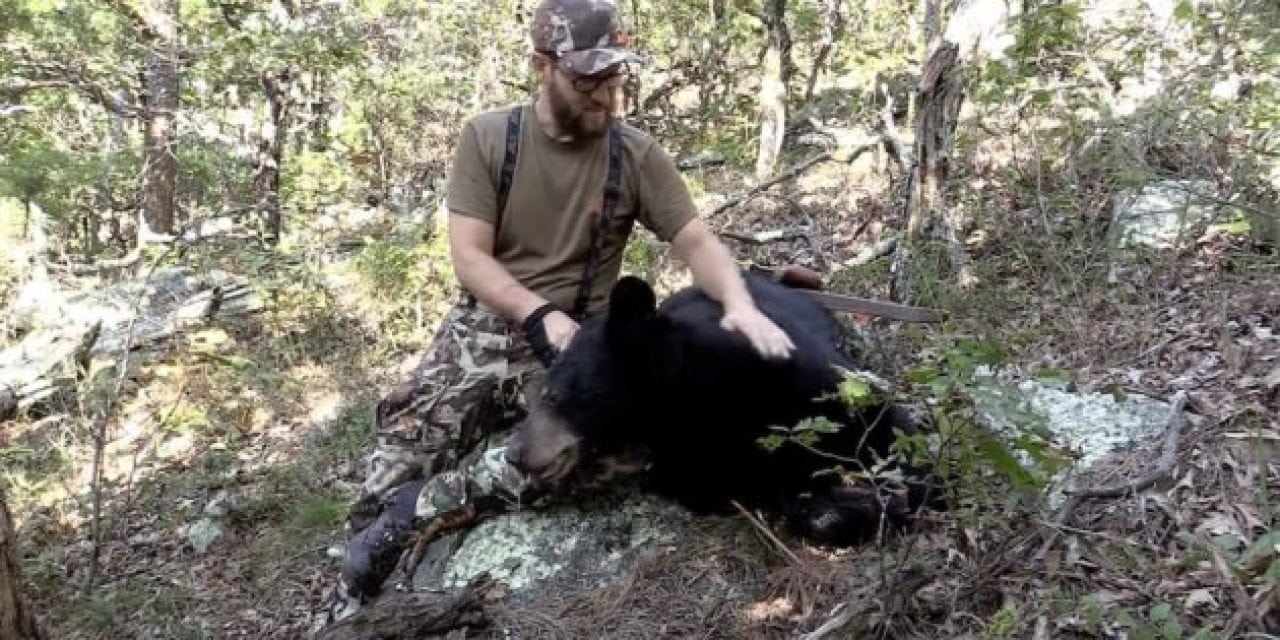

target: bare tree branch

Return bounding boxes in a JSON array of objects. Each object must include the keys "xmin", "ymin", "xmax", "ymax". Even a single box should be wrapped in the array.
[
  {"xmin": 2, "ymin": 46, "xmax": 143, "ymax": 117},
  {"xmin": 98, "ymin": 0, "xmax": 162, "ymax": 40}
]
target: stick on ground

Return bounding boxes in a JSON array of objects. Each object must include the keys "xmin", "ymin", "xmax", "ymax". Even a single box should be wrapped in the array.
[{"xmin": 731, "ymin": 499, "xmax": 801, "ymax": 565}]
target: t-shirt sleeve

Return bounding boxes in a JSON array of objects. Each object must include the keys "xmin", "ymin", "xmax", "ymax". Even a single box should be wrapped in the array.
[
  {"xmin": 445, "ymin": 120, "xmax": 497, "ymax": 224},
  {"xmin": 636, "ymin": 142, "xmax": 698, "ymax": 242}
]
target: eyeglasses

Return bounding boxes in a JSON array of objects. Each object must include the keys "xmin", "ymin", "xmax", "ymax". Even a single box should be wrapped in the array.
[
  {"xmin": 538, "ymin": 52, "xmax": 629, "ymax": 95},
  {"xmin": 567, "ymin": 69, "xmax": 628, "ymax": 95}
]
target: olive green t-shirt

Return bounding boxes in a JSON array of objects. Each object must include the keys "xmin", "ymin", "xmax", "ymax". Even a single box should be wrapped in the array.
[{"xmin": 445, "ymin": 103, "xmax": 697, "ymax": 318}]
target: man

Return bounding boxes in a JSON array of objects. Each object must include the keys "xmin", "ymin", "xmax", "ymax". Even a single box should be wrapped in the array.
[{"xmin": 331, "ymin": 0, "xmax": 795, "ymax": 616}]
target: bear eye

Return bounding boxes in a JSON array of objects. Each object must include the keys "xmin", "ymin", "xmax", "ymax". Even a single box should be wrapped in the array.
[{"xmin": 541, "ymin": 388, "xmax": 561, "ymax": 405}]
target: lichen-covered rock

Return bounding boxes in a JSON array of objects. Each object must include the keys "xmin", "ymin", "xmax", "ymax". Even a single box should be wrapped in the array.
[
  {"xmin": 967, "ymin": 369, "xmax": 1180, "ymax": 506},
  {"xmin": 414, "ymin": 483, "xmax": 697, "ymax": 595},
  {"xmin": 1112, "ymin": 180, "xmax": 1221, "ymax": 249}
]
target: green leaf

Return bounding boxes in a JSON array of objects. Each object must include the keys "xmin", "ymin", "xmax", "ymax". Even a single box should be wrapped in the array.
[
  {"xmin": 757, "ymin": 434, "xmax": 786, "ymax": 452},
  {"xmin": 1241, "ymin": 530, "xmax": 1280, "ymax": 564},
  {"xmin": 961, "ymin": 338, "xmax": 1009, "ymax": 366},
  {"xmin": 975, "ymin": 431, "xmax": 1038, "ymax": 489},
  {"xmin": 905, "ymin": 367, "xmax": 940, "ymax": 384},
  {"xmin": 1208, "ymin": 215, "xmax": 1252, "ymax": 236},
  {"xmin": 1173, "ymin": 0, "xmax": 1195, "ymax": 23},
  {"xmin": 1190, "ymin": 627, "xmax": 1223, "ymax": 640},
  {"xmin": 838, "ymin": 376, "xmax": 874, "ymax": 407},
  {"xmin": 1081, "ymin": 595, "xmax": 1104, "ymax": 631},
  {"xmin": 1114, "ymin": 609, "xmax": 1137, "ymax": 628},
  {"xmin": 1149, "ymin": 602, "xmax": 1173, "ymax": 622},
  {"xmin": 794, "ymin": 416, "xmax": 841, "ymax": 434}
]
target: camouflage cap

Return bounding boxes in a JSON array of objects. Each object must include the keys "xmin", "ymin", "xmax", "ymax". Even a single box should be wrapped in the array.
[{"xmin": 531, "ymin": 0, "xmax": 643, "ymax": 76}]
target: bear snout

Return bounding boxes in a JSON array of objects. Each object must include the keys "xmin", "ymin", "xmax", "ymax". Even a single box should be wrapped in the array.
[{"xmin": 505, "ymin": 413, "xmax": 583, "ymax": 487}]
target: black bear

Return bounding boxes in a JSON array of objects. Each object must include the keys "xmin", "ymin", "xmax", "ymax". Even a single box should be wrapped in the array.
[{"xmin": 505, "ymin": 270, "xmax": 941, "ymax": 546}]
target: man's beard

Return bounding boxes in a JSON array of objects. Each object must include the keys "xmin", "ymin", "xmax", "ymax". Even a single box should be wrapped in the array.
[{"xmin": 546, "ymin": 82, "xmax": 612, "ymax": 140}]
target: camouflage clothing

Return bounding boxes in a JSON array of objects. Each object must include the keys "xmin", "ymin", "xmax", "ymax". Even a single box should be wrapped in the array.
[
  {"xmin": 347, "ymin": 293, "xmax": 542, "ymax": 534},
  {"xmin": 324, "ymin": 294, "xmax": 548, "ymax": 625},
  {"xmin": 413, "ymin": 441, "xmax": 534, "ymax": 521},
  {"xmin": 530, "ymin": 0, "xmax": 644, "ymax": 75}
]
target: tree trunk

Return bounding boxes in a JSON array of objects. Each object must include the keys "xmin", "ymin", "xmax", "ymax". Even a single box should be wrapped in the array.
[
  {"xmin": 25, "ymin": 199, "xmax": 50, "ymax": 284},
  {"xmin": 892, "ymin": 41, "xmax": 971, "ymax": 302},
  {"xmin": 755, "ymin": 0, "xmax": 791, "ymax": 180},
  {"xmin": 140, "ymin": 0, "xmax": 179, "ymax": 238},
  {"xmin": 254, "ymin": 67, "xmax": 292, "ymax": 244},
  {"xmin": 922, "ymin": 0, "xmax": 943, "ymax": 54},
  {"xmin": 804, "ymin": 0, "xmax": 845, "ymax": 102},
  {"xmin": 0, "ymin": 487, "xmax": 45, "ymax": 640}
]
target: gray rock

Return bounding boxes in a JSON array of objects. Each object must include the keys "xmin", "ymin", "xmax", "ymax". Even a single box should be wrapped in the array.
[
  {"xmin": 967, "ymin": 369, "xmax": 1182, "ymax": 507},
  {"xmin": 413, "ymin": 484, "xmax": 697, "ymax": 596},
  {"xmin": 1112, "ymin": 179, "xmax": 1222, "ymax": 249}
]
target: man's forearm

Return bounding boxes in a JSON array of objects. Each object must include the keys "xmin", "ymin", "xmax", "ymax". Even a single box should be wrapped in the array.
[
  {"xmin": 452, "ymin": 245, "xmax": 548, "ymax": 323},
  {"xmin": 681, "ymin": 230, "xmax": 755, "ymax": 311}
]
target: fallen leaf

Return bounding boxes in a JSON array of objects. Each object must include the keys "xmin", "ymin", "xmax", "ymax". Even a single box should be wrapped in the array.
[
  {"xmin": 1235, "ymin": 504, "xmax": 1267, "ymax": 533},
  {"xmin": 1198, "ymin": 511, "xmax": 1243, "ymax": 538},
  {"xmin": 1265, "ymin": 364, "xmax": 1280, "ymax": 390},
  {"xmin": 1183, "ymin": 588, "xmax": 1217, "ymax": 611}
]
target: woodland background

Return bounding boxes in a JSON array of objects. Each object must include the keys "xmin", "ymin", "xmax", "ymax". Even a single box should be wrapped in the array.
[{"xmin": 1, "ymin": 0, "xmax": 1278, "ymax": 638}]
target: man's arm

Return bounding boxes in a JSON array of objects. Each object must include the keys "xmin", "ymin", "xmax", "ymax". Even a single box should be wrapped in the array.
[
  {"xmin": 449, "ymin": 213, "xmax": 546, "ymax": 322},
  {"xmin": 670, "ymin": 217, "xmax": 796, "ymax": 360},
  {"xmin": 449, "ymin": 213, "xmax": 580, "ymax": 353}
]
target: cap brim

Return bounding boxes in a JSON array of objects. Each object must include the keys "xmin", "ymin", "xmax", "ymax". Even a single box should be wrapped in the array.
[{"xmin": 558, "ymin": 48, "xmax": 644, "ymax": 75}]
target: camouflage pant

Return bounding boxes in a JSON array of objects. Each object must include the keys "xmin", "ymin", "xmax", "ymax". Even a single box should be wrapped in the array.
[{"xmin": 348, "ymin": 293, "xmax": 542, "ymax": 533}]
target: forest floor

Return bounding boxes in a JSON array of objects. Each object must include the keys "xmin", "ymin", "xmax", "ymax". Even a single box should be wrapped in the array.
[{"xmin": 3, "ymin": 120, "xmax": 1279, "ymax": 639}]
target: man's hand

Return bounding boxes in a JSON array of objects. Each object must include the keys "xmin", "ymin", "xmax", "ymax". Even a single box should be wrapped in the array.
[
  {"xmin": 522, "ymin": 304, "xmax": 579, "ymax": 366},
  {"xmin": 720, "ymin": 303, "xmax": 795, "ymax": 361},
  {"xmin": 541, "ymin": 310, "xmax": 579, "ymax": 352},
  {"xmin": 670, "ymin": 218, "xmax": 797, "ymax": 361}
]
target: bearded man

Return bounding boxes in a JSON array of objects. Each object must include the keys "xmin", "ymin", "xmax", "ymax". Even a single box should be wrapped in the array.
[{"xmin": 331, "ymin": 0, "xmax": 795, "ymax": 615}]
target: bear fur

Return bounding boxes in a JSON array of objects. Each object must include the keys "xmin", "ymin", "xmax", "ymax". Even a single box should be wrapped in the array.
[{"xmin": 507, "ymin": 270, "xmax": 941, "ymax": 546}]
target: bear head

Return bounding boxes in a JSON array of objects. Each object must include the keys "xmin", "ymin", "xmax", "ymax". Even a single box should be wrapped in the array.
[{"xmin": 505, "ymin": 275, "xmax": 673, "ymax": 491}]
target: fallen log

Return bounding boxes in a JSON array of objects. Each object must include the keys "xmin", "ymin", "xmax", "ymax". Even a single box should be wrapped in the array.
[
  {"xmin": 0, "ymin": 267, "xmax": 263, "ymax": 422},
  {"xmin": 316, "ymin": 573, "xmax": 499, "ymax": 640},
  {"xmin": 0, "ymin": 320, "xmax": 102, "ymax": 419}
]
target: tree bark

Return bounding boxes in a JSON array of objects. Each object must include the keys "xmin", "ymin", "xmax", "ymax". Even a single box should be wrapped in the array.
[
  {"xmin": 892, "ymin": 41, "xmax": 972, "ymax": 302},
  {"xmin": 922, "ymin": 0, "xmax": 944, "ymax": 54},
  {"xmin": 254, "ymin": 67, "xmax": 293, "ymax": 244},
  {"xmin": 755, "ymin": 0, "xmax": 791, "ymax": 180},
  {"xmin": 803, "ymin": 0, "xmax": 845, "ymax": 102},
  {"xmin": 25, "ymin": 199, "xmax": 50, "ymax": 285},
  {"xmin": 0, "ymin": 487, "xmax": 45, "ymax": 640},
  {"xmin": 140, "ymin": 0, "xmax": 179, "ymax": 238}
]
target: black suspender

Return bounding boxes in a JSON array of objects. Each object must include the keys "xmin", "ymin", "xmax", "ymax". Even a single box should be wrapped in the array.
[
  {"xmin": 494, "ymin": 104, "xmax": 624, "ymax": 322},
  {"xmin": 571, "ymin": 124, "xmax": 623, "ymax": 321},
  {"xmin": 494, "ymin": 104, "xmax": 523, "ymax": 241}
]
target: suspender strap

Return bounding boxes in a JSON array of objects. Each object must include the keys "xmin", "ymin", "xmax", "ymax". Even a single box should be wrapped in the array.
[
  {"xmin": 494, "ymin": 104, "xmax": 523, "ymax": 237},
  {"xmin": 570, "ymin": 121, "xmax": 624, "ymax": 321}
]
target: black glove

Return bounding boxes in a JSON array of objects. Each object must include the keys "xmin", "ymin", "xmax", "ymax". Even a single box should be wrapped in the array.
[{"xmin": 521, "ymin": 302, "xmax": 561, "ymax": 367}]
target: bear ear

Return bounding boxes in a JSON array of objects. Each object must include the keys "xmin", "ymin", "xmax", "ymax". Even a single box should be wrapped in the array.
[
  {"xmin": 607, "ymin": 276, "xmax": 657, "ymax": 322},
  {"xmin": 605, "ymin": 276, "xmax": 658, "ymax": 348}
]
